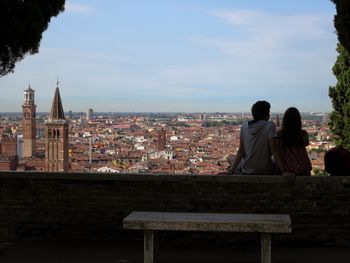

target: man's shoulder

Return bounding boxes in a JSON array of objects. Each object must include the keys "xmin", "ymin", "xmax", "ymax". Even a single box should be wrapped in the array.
[
  {"xmin": 264, "ymin": 121, "xmax": 276, "ymax": 130},
  {"xmin": 240, "ymin": 121, "xmax": 249, "ymax": 129},
  {"xmin": 257, "ymin": 120, "xmax": 276, "ymax": 129}
]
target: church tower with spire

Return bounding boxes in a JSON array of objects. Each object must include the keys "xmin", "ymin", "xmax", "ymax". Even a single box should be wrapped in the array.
[
  {"xmin": 275, "ymin": 114, "xmax": 280, "ymax": 128},
  {"xmin": 45, "ymin": 84, "xmax": 69, "ymax": 172},
  {"xmin": 22, "ymin": 85, "xmax": 36, "ymax": 157}
]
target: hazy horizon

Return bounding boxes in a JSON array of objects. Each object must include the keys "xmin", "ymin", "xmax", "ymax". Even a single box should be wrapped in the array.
[{"xmin": 0, "ymin": 111, "xmax": 329, "ymax": 115}]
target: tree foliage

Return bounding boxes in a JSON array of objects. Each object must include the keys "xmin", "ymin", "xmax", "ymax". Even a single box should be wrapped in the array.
[
  {"xmin": 0, "ymin": 0, "xmax": 65, "ymax": 77},
  {"xmin": 313, "ymin": 167, "xmax": 329, "ymax": 176},
  {"xmin": 329, "ymin": 44, "xmax": 350, "ymax": 149},
  {"xmin": 331, "ymin": 0, "xmax": 350, "ymax": 51},
  {"xmin": 329, "ymin": 1, "xmax": 350, "ymax": 149}
]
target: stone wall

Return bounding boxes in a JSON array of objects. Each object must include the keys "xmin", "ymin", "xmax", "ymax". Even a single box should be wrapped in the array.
[{"xmin": 1, "ymin": 172, "xmax": 350, "ymax": 245}]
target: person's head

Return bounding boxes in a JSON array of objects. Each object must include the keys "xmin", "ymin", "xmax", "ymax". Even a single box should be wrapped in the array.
[
  {"xmin": 280, "ymin": 107, "xmax": 305, "ymax": 148},
  {"xmin": 324, "ymin": 147, "xmax": 350, "ymax": 176},
  {"xmin": 251, "ymin": 101, "xmax": 270, "ymax": 121},
  {"xmin": 282, "ymin": 107, "xmax": 302, "ymax": 131}
]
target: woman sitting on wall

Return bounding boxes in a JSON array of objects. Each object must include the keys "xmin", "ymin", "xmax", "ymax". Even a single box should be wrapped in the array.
[{"xmin": 277, "ymin": 107, "xmax": 312, "ymax": 175}]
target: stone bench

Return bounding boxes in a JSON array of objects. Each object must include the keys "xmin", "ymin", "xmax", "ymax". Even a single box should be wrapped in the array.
[{"xmin": 123, "ymin": 211, "xmax": 292, "ymax": 263}]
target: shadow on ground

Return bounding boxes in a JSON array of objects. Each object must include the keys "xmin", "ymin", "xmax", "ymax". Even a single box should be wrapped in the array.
[{"xmin": 1, "ymin": 240, "xmax": 350, "ymax": 263}]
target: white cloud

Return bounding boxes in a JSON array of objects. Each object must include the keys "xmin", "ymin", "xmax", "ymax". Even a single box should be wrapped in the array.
[
  {"xmin": 65, "ymin": 2, "xmax": 95, "ymax": 14},
  {"xmin": 212, "ymin": 10, "xmax": 263, "ymax": 26},
  {"xmin": 207, "ymin": 10, "xmax": 334, "ymax": 54},
  {"xmin": 184, "ymin": 9, "xmax": 337, "ymax": 92}
]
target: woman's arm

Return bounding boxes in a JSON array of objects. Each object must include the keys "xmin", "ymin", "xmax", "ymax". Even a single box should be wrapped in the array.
[{"xmin": 269, "ymin": 137, "xmax": 287, "ymax": 174}]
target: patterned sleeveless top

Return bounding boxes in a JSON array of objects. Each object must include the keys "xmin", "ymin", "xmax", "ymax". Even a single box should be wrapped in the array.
[{"xmin": 279, "ymin": 146, "xmax": 312, "ymax": 175}]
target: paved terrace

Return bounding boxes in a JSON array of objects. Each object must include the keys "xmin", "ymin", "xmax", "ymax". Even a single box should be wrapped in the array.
[
  {"xmin": 1, "ymin": 172, "xmax": 350, "ymax": 262},
  {"xmin": 2, "ymin": 240, "xmax": 350, "ymax": 263}
]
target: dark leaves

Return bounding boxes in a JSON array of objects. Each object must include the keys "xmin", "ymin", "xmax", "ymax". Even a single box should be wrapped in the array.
[{"xmin": 0, "ymin": 0, "xmax": 65, "ymax": 77}]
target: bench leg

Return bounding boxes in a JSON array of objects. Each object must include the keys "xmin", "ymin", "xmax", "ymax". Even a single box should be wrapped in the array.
[
  {"xmin": 261, "ymin": 233, "xmax": 271, "ymax": 263},
  {"xmin": 144, "ymin": 230, "xmax": 159, "ymax": 263}
]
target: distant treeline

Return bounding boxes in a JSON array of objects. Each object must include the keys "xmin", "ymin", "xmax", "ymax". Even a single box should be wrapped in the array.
[{"xmin": 202, "ymin": 120, "xmax": 242, "ymax": 127}]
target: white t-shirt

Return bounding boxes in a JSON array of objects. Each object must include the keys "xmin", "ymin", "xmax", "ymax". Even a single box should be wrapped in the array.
[{"xmin": 236, "ymin": 120, "xmax": 277, "ymax": 175}]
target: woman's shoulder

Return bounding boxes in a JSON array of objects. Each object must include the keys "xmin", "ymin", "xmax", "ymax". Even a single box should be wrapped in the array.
[{"xmin": 301, "ymin": 129, "xmax": 309, "ymax": 135}]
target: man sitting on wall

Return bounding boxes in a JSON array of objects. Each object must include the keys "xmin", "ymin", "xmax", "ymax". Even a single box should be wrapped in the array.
[{"xmin": 227, "ymin": 100, "xmax": 285, "ymax": 175}]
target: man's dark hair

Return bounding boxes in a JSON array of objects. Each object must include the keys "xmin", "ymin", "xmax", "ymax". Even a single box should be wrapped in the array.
[
  {"xmin": 324, "ymin": 147, "xmax": 350, "ymax": 175},
  {"xmin": 251, "ymin": 101, "xmax": 271, "ymax": 120}
]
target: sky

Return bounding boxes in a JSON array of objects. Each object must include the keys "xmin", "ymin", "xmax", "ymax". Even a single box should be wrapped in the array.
[{"xmin": 0, "ymin": 0, "xmax": 338, "ymax": 113}]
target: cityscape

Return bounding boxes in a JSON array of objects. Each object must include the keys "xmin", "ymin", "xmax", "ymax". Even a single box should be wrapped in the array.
[{"xmin": 0, "ymin": 84, "xmax": 333, "ymax": 175}]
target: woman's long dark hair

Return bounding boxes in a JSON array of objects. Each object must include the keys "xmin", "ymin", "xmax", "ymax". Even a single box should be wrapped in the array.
[{"xmin": 280, "ymin": 107, "xmax": 305, "ymax": 148}]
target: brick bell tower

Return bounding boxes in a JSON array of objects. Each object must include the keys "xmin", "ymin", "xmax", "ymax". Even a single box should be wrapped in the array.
[
  {"xmin": 22, "ymin": 85, "xmax": 36, "ymax": 157},
  {"xmin": 45, "ymin": 84, "xmax": 69, "ymax": 172},
  {"xmin": 157, "ymin": 128, "xmax": 166, "ymax": 151}
]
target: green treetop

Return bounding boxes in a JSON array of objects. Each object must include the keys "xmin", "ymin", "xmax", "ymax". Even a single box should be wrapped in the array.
[
  {"xmin": 331, "ymin": 0, "xmax": 350, "ymax": 51},
  {"xmin": 329, "ymin": 44, "xmax": 350, "ymax": 149}
]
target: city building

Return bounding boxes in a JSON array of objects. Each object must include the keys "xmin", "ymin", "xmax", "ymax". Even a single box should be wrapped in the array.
[
  {"xmin": 16, "ymin": 135, "xmax": 24, "ymax": 159},
  {"xmin": 0, "ymin": 154, "xmax": 18, "ymax": 170},
  {"xmin": 0, "ymin": 133, "xmax": 18, "ymax": 170},
  {"xmin": 68, "ymin": 110, "xmax": 73, "ymax": 119},
  {"xmin": 157, "ymin": 128, "xmax": 166, "ymax": 151},
  {"xmin": 87, "ymin": 108, "xmax": 94, "ymax": 120},
  {"xmin": 45, "ymin": 86, "xmax": 69, "ymax": 172},
  {"xmin": 1, "ymin": 133, "xmax": 17, "ymax": 156},
  {"xmin": 275, "ymin": 114, "xmax": 280, "ymax": 128},
  {"xmin": 22, "ymin": 86, "xmax": 36, "ymax": 157}
]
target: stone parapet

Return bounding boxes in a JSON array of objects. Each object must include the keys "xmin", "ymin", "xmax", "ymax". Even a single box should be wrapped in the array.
[{"xmin": 1, "ymin": 172, "xmax": 349, "ymax": 245}]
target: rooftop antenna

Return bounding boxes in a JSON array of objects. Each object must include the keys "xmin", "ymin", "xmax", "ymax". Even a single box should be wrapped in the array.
[
  {"xmin": 56, "ymin": 75, "xmax": 60, "ymax": 87},
  {"xmin": 89, "ymin": 137, "xmax": 92, "ymax": 168}
]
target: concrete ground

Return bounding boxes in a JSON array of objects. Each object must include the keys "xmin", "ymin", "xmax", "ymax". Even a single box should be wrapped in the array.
[{"xmin": 1, "ymin": 240, "xmax": 350, "ymax": 263}]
